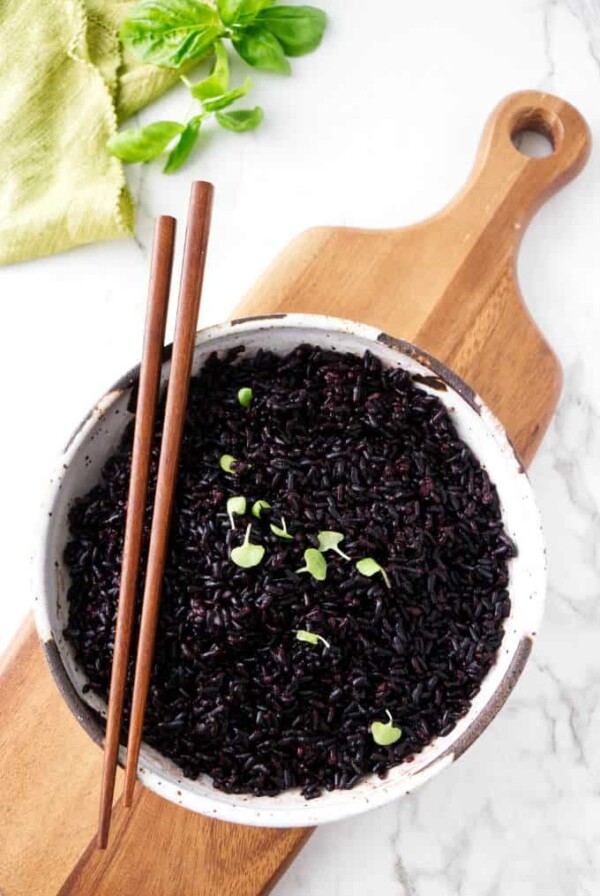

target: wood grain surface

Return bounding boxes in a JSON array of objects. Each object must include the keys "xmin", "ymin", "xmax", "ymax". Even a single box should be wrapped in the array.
[{"xmin": 0, "ymin": 91, "xmax": 590, "ymax": 896}]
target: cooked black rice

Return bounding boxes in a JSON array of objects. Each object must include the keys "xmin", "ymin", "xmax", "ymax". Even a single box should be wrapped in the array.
[{"xmin": 63, "ymin": 344, "xmax": 515, "ymax": 799}]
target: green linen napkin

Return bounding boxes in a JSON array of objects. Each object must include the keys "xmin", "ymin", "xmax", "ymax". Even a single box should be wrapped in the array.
[{"xmin": 0, "ymin": 0, "xmax": 182, "ymax": 265}]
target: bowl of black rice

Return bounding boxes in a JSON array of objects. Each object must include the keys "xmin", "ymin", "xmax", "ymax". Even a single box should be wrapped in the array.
[{"xmin": 34, "ymin": 314, "xmax": 546, "ymax": 827}]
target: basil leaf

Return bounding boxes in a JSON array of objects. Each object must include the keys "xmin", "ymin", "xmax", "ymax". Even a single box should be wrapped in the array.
[
  {"xmin": 256, "ymin": 6, "xmax": 326, "ymax": 56},
  {"xmin": 120, "ymin": 0, "xmax": 224, "ymax": 68},
  {"xmin": 163, "ymin": 116, "xmax": 202, "ymax": 173},
  {"xmin": 218, "ymin": 0, "xmax": 274, "ymax": 23},
  {"xmin": 217, "ymin": 0, "xmax": 242, "ymax": 24},
  {"xmin": 236, "ymin": 0, "xmax": 276, "ymax": 20},
  {"xmin": 107, "ymin": 120, "xmax": 185, "ymax": 162},
  {"xmin": 232, "ymin": 25, "xmax": 291, "ymax": 73},
  {"xmin": 216, "ymin": 107, "xmax": 263, "ymax": 132},
  {"xmin": 202, "ymin": 77, "xmax": 252, "ymax": 112},
  {"xmin": 190, "ymin": 40, "xmax": 230, "ymax": 100}
]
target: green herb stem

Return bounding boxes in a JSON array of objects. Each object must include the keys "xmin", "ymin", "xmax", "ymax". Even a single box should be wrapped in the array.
[{"xmin": 109, "ymin": 0, "xmax": 328, "ymax": 171}]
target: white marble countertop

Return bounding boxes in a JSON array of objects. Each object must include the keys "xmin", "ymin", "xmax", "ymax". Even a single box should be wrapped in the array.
[{"xmin": 2, "ymin": 0, "xmax": 599, "ymax": 892}]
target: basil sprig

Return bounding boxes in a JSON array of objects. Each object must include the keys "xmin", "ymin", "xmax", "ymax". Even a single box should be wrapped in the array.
[
  {"xmin": 109, "ymin": 0, "xmax": 327, "ymax": 172},
  {"xmin": 254, "ymin": 6, "xmax": 326, "ymax": 56},
  {"xmin": 107, "ymin": 120, "xmax": 185, "ymax": 162},
  {"xmin": 120, "ymin": 1, "xmax": 225, "ymax": 67},
  {"xmin": 216, "ymin": 107, "xmax": 264, "ymax": 131}
]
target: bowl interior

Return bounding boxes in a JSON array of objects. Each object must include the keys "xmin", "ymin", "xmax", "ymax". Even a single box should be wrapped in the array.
[{"xmin": 34, "ymin": 314, "xmax": 546, "ymax": 827}]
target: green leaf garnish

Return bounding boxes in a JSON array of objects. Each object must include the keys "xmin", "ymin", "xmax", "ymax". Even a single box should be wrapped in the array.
[
  {"xmin": 252, "ymin": 499, "xmax": 271, "ymax": 518},
  {"xmin": 217, "ymin": 0, "xmax": 275, "ymax": 25},
  {"xmin": 237, "ymin": 386, "xmax": 253, "ymax": 407},
  {"xmin": 120, "ymin": 0, "xmax": 225, "ymax": 68},
  {"xmin": 190, "ymin": 40, "xmax": 229, "ymax": 100},
  {"xmin": 219, "ymin": 0, "xmax": 275, "ymax": 25},
  {"xmin": 232, "ymin": 26, "xmax": 291, "ymax": 73},
  {"xmin": 256, "ymin": 6, "xmax": 327, "ymax": 56},
  {"xmin": 370, "ymin": 710, "xmax": 402, "ymax": 746},
  {"xmin": 202, "ymin": 77, "xmax": 252, "ymax": 112},
  {"xmin": 235, "ymin": 0, "xmax": 277, "ymax": 21},
  {"xmin": 317, "ymin": 531, "xmax": 350, "ymax": 560},
  {"xmin": 219, "ymin": 454, "xmax": 238, "ymax": 473},
  {"xmin": 230, "ymin": 523, "xmax": 265, "ymax": 568},
  {"xmin": 356, "ymin": 557, "xmax": 391, "ymax": 588},
  {"xmin": 297, "ymin": 548, "xmax": 327, "ymax": 581},
  {"xmin": 113, "ymin": 0, "xmax": 327, "ymax": 174},
  {"xmin": 270, "ymin": 517, "xmax": 293, "ymax": 540},
  {"xmin": 295, "ymin": 629, "xmax": 330, "ymax": 649},
  {"xmin": 227, "ymin": 495, "xmax": 246, "ymax": 528},
  {"xmin": 163, "ymin": 115, "xmax": 203, "ymax": 173},
  {"xmin": 216, "ymin": 0, "xmax": 242, "ymax": 24},
  {"xmin": 107, "ymin": 121, "xmax": 185, "ymax": 163},
  {"xmin": 216, "ymin": 107, "xmax": 264, "ymax": 132}
]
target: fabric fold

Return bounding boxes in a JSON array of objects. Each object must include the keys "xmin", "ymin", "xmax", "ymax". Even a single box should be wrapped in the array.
[{"xmin": 0, "ymin": 0, "xmax": 184, "ymax": 265}]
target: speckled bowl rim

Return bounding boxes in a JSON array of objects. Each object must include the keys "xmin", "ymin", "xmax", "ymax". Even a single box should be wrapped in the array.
[{"xmin": 33, "ymin": 313, "xmax": 546, "ymax": 828}]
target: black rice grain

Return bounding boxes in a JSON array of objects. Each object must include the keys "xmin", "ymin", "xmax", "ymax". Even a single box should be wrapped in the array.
[{"xmin": 63, "ymin": 344, "xmax": 515, "ymax": 798}]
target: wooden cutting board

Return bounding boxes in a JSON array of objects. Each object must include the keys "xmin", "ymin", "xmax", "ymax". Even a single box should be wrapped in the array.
[{"xmin": 0, "ymin": 91, "xmax": 590, "ymax": 896}]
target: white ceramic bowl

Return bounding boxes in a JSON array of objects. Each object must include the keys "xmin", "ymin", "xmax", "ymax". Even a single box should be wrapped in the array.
[{"xmin": 34, "ymin": 313, "xmax": 546, "ymax": 828}]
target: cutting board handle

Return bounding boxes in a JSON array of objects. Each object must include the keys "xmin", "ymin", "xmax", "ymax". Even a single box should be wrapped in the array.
[
  {"xmin": 235, "ymin": 90, "xmax": 590, "ymax": 463},
  {"xmin": 451, "ymin": 90, "xmax": 591, "ymax": 239}
]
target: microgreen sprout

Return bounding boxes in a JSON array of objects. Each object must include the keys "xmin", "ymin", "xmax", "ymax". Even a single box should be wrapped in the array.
[
  {"xmin": 226, "ymin": 496, "xmax": 246, "ymax": 529},
  {"xmin": 230, "ymin": 523, "xmax": 265, "ymax": 569},
  {"xmin": 295, "ymin": 630, "xmax": 330, "ymax": 649},
  {"xmin": 252, "ymin": 499, "xmax": 272, "ymax": 519},
  {"xmin": 356, "ymin": 557, "xmax": 391, "ymax": 588},
  {"xmin": 270, "ymin": 517, "xmax": 293, "ymax": 540},
  {"xmin": 370, "ymin": 710, "xmax": 402, "ymax": 746},
  {"xmin": 220, "ymin": 454, "xmax": 237, "ymax": 474},
  {"xmin": 237, "ymin": 387, "xmax": 253, "ymax": 408},
  {"xmin": 317, "ymin": 531, "xmax": 350, "ymax": 560},
  {"xmin": 297, "ymin": 548, "xmax": 327, "ymax": 581}
]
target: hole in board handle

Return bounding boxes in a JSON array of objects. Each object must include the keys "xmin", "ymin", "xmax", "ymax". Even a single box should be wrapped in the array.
[
  {"xmin": 510, "ymin": 107, "xmax": 559, "ymax": 158},
  {"xmin": 511, "ymin": 129, "xmax": 554, "ymax": 158}
]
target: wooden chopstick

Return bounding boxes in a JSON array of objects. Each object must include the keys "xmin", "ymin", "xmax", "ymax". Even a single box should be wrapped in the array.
[
  {"xmin": 123, "ymin": 181, "xmax": 214, "ymax": 807},
  {"xmin": 97, "ymin": 216, "xmax": 176, "ymax": 849}
]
